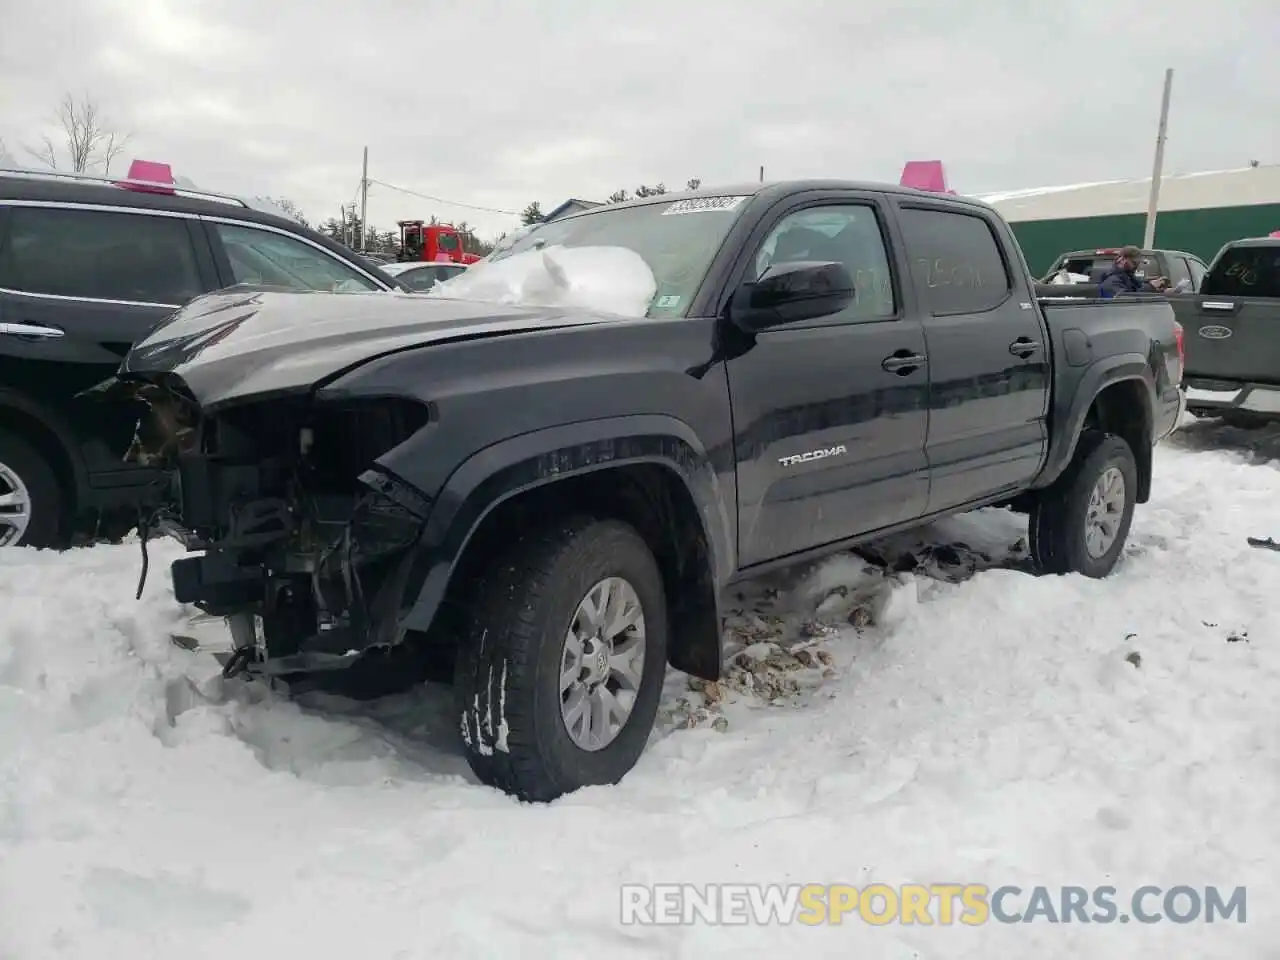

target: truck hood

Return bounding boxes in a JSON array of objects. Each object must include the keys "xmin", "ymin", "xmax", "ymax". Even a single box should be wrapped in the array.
[{"xmin": 117, "ymin": 287, "xmax": 610, "ymax": 411}]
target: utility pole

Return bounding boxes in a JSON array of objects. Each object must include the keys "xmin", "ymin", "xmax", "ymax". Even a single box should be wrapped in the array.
[
  {"xmin": 359, "ymin": 146, "xmax": 369, "ymax": 253},
  {"xmin": 1142, "ymin": 68, "xmax": 1174, "ymax": 250},
  {"xmin": 759, "ymin": 165, "xmax": 764, "ymax": 183}
]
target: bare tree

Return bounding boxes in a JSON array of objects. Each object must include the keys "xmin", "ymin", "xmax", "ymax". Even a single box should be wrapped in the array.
[
  {"xmin": 256, "ymin": 196, "xmax": 310, "ymax": 228},
  {"xmin": 27, "ymin": 94, "xmax": 130, "ymax": 175}
]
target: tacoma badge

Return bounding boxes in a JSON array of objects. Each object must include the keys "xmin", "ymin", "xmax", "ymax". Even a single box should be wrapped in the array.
[{"xmin": 778, "ymin": 445, "xmax": 848, "ymax": 467}]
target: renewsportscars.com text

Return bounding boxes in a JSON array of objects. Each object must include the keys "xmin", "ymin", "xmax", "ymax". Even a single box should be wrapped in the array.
[{"xmin": 620, "ymin": 883, "xmax": 1248, "ymax": 926}]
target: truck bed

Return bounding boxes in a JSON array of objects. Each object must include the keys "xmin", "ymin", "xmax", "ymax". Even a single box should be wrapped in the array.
[{"xmin": 1038, "ymin": 291, "xmax": 1184, "ymax": 444}]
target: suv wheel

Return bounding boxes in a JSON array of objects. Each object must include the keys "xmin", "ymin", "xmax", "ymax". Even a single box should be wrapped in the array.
[
  {"xmin": 455, "ymin": 516, "xmax": 668, "ymax": 802},
  {"xmin": 0, "ymin": 430, "xmax": 63, "ymax": 549},
  {"xmin": 1029, "ymin": 431, "xmax": 1137, "ymax": 578}
]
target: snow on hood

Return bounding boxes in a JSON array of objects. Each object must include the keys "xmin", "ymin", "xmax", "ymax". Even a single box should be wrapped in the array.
[{"xmin": 425, "ymin": 244, "xmax": 657, "ymax": 318}]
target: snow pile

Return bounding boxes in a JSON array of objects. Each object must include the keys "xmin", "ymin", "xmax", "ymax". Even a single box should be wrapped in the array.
[
  {"xmin": 2, "ymin": 422, "xmax": 1280, "ymax": 957},
  {"xmin": 427, "ymin": 244, "xmax": 657, "ymax": 318}
]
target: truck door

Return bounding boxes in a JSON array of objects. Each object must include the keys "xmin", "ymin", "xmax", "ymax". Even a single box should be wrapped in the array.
[
  {"xmin": 726, "ymin": 192, "xmax": 930, "ymax": 566},
  {"xmin": 891, "ymin": 201, "xmax": 1050, "ymax": 513}
]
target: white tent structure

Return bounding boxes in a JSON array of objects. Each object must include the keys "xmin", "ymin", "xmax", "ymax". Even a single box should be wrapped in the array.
[
  {"xmin": 971, "ymin": 164, "xmax": 1280, "ymax": 272},
  {"xmin": 979, "ymin": 164, "xmax": 1280, "ymax": 223}
]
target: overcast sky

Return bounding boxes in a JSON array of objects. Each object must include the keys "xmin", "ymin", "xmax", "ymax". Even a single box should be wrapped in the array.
[{"xmin": 3, "ymin": 0, "xmax": 1277, "ymax": 239}]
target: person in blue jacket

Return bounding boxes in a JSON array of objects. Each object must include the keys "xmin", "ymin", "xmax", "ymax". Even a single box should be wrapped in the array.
[{"xmin": 1098, "ymin": 246, "xmax": 1169, "ymax": 297}]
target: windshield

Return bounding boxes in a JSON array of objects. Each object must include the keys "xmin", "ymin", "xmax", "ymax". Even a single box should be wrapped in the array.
[
  {"xmin": 487, "ymin": 196, "xmax": 751, "ymax": 317},
  {"xmin": 1202, "ymin": 244, "xmax": 1280, "ymax": 298}
]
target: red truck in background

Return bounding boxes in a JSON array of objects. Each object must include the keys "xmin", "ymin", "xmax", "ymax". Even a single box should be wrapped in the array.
[{"xmin": 397, "ymin": 220, "xmax": 482, "ymax": 264}]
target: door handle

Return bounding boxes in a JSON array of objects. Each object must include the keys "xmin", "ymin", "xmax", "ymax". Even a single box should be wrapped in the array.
[
  {"xmin": 0, "ymin": 322, "xmax": 65, "ymax": 340},
  {"xmin": 1009, "ymin": 337, "xmax": 1041, "ymax": 358},
  {"xmin": 881, "ymin": 350, "xmax": 927, "ymax": 375}
]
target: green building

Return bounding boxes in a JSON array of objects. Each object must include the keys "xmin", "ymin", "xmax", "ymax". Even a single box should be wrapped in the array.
[{"xmin": 978, "ymin": 164, "xmax": 1280, "ymax": 276}]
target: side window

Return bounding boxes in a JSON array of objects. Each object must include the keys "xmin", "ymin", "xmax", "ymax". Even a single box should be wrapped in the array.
[
  {"xmin": 751, "ymin": 204, "xmax": 896, "ymax": 321},
  {"xmin": 0, "ymin": 206, "xmax": 203, "ymax": 304},
  {"xmin": 1164, "ymin": 256, "xmax": 1192, "ymax": 288},
  {"xmin": 437, "ymin": 232, "xmax": 460, "ymax": 252},
  {"xmin": 401, "ymin": 268, "xmax": 437, "ymax": 292},
  {"xmin": 1187, "ymin": 257, "xmax": 1207, "ymax": 291},
  {"xmin": 896, "ymin": 207, "xmax": 1012, "ymax": 314},
  {"xmin": 214, "ymin": 223, "xmax": 380, "ymax": 293}
]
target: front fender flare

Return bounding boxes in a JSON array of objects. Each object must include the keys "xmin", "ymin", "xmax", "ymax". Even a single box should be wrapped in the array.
[{"xmin": 393, "ymin": 415, "xmax": 734, "ymax": 650}]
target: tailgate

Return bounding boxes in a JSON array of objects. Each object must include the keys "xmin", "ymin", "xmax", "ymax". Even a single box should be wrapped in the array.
[{"xmin": 1176, "ymin": 296, "xmax": 1280, "ymax": 385}]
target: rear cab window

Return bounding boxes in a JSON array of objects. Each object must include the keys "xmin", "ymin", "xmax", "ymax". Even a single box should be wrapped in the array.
[
  {"xmin": 0, "ymin": 206, "xmax": 204, "ymax": 304},
  {"xmin": 1045, "ymin": 252, "xmax": 1159, "ymax": 282},
  {"xmin": 896, "ymin": 206, "xmax": 1012, "ymax": 314},
  {"xmin": 1201, "ymin": 244, "xmax": 1280, "ymax": 298}
]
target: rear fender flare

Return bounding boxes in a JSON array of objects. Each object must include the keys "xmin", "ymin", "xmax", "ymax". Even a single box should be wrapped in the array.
[
  {"xmin": 1038, "ymin": 353, "xmax": 1154, "ymax": 488},
  {"xmin": 395, "ymin": 416, "xmax": 733, "ymax": 655}
]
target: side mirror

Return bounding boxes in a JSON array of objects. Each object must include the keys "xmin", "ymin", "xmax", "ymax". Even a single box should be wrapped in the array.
[{"xmin": 729, "ymin": 260, "xmax": 855, "ymax": 332}]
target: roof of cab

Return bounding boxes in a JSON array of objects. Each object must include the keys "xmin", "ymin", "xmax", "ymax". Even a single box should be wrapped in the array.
[{"xmin": 552, "ymin": 179, "xmax": 999, "ymax": 221}]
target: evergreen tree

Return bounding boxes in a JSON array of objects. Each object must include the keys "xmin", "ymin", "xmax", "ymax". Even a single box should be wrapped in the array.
[{"xmin": 520, "ymin": 201, "xmax": 544, "ymax": 225}]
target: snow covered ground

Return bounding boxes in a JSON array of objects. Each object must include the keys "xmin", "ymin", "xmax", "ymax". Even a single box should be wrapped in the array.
[{"xmin": 2, "ymin": 415, "xmax": 1278, "ymax": 959}]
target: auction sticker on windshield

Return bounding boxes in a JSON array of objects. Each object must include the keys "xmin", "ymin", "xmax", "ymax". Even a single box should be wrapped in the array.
[{"xmin": 663, "ymin": 196, "xmax": 749, "ymax": 215}]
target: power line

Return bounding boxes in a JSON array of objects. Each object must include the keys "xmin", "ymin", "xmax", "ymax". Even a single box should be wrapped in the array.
[{"xmin": 367, "ymin": 177, "xmax": 519, "ymax": 216}]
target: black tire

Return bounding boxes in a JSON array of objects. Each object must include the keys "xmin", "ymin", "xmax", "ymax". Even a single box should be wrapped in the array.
[
  {"xmin": 0, "ymin": 429, "xmax": 64, "ymax": 549},
  {"xmin": 454, "ymin": 515, "xmax": 668, "ymax": 802},
  {"xmin": 1029, "ymin": 431, "xmax": 1137, "ymax": 578}
]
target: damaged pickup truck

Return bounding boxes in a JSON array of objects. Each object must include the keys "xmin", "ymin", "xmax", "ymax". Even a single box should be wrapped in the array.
[{"xmin": 106, "ymin": 181, "xmax": 1185, "ymax": 801}]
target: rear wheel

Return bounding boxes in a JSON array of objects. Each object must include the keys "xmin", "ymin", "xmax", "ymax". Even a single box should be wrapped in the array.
[
  {"xmin": 1029, "ymin": 431, "xmax": 1137, "ymax": 578},
  {"xmin": 454, "ymin": 516, "xmax": 667, "ymax": 802},
  {"xmin": 0, "ymin": 430, "xmax": 63, "ymax": 549}
]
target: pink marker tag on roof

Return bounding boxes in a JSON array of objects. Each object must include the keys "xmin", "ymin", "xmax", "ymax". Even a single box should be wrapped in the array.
[{"xmin": 116, "ymin": 159, "xmax": 176, "ymax": 194}]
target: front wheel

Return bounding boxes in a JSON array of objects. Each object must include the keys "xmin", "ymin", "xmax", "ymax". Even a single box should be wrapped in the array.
[
  {"xmin": 454, "ymin": 516, "xmax": 668, "ymax": 802},
  {"xmin": 1029, "ymin": 431, "xmax": 1137, "ymax": 578}
]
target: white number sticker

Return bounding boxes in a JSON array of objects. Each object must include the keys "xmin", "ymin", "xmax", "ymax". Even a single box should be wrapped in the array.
[{"xmin": 662, "ymin": 196, "xmax": 749, "ymax": 215}]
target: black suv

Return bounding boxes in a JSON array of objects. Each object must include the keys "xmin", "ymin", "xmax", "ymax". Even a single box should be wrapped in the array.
[{"xmin": 0, "ymin": 169, "xmax": 401, "ymax": 548}]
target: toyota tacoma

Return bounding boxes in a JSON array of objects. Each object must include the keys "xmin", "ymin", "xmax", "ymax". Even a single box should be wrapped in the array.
[{"xmin": 105, "ymin": 180, "xmax": 1185, "ymax": 801}]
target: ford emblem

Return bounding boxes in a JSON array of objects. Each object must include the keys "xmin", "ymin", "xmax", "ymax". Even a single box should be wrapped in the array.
[{"xmin": 1198, "ymin": 325, "xmax": 1233, "ymax": 340}]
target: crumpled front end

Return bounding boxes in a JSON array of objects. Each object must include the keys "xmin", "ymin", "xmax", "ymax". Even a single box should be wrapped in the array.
[{"xmin": 130, "ymin": 377, "xmax": 436, "ymax": 678}]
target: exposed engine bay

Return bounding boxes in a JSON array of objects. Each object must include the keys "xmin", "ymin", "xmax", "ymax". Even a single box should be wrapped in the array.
[{"xmin": 127, "ymin": 377, "xmax": 435, "ymax": 680}]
